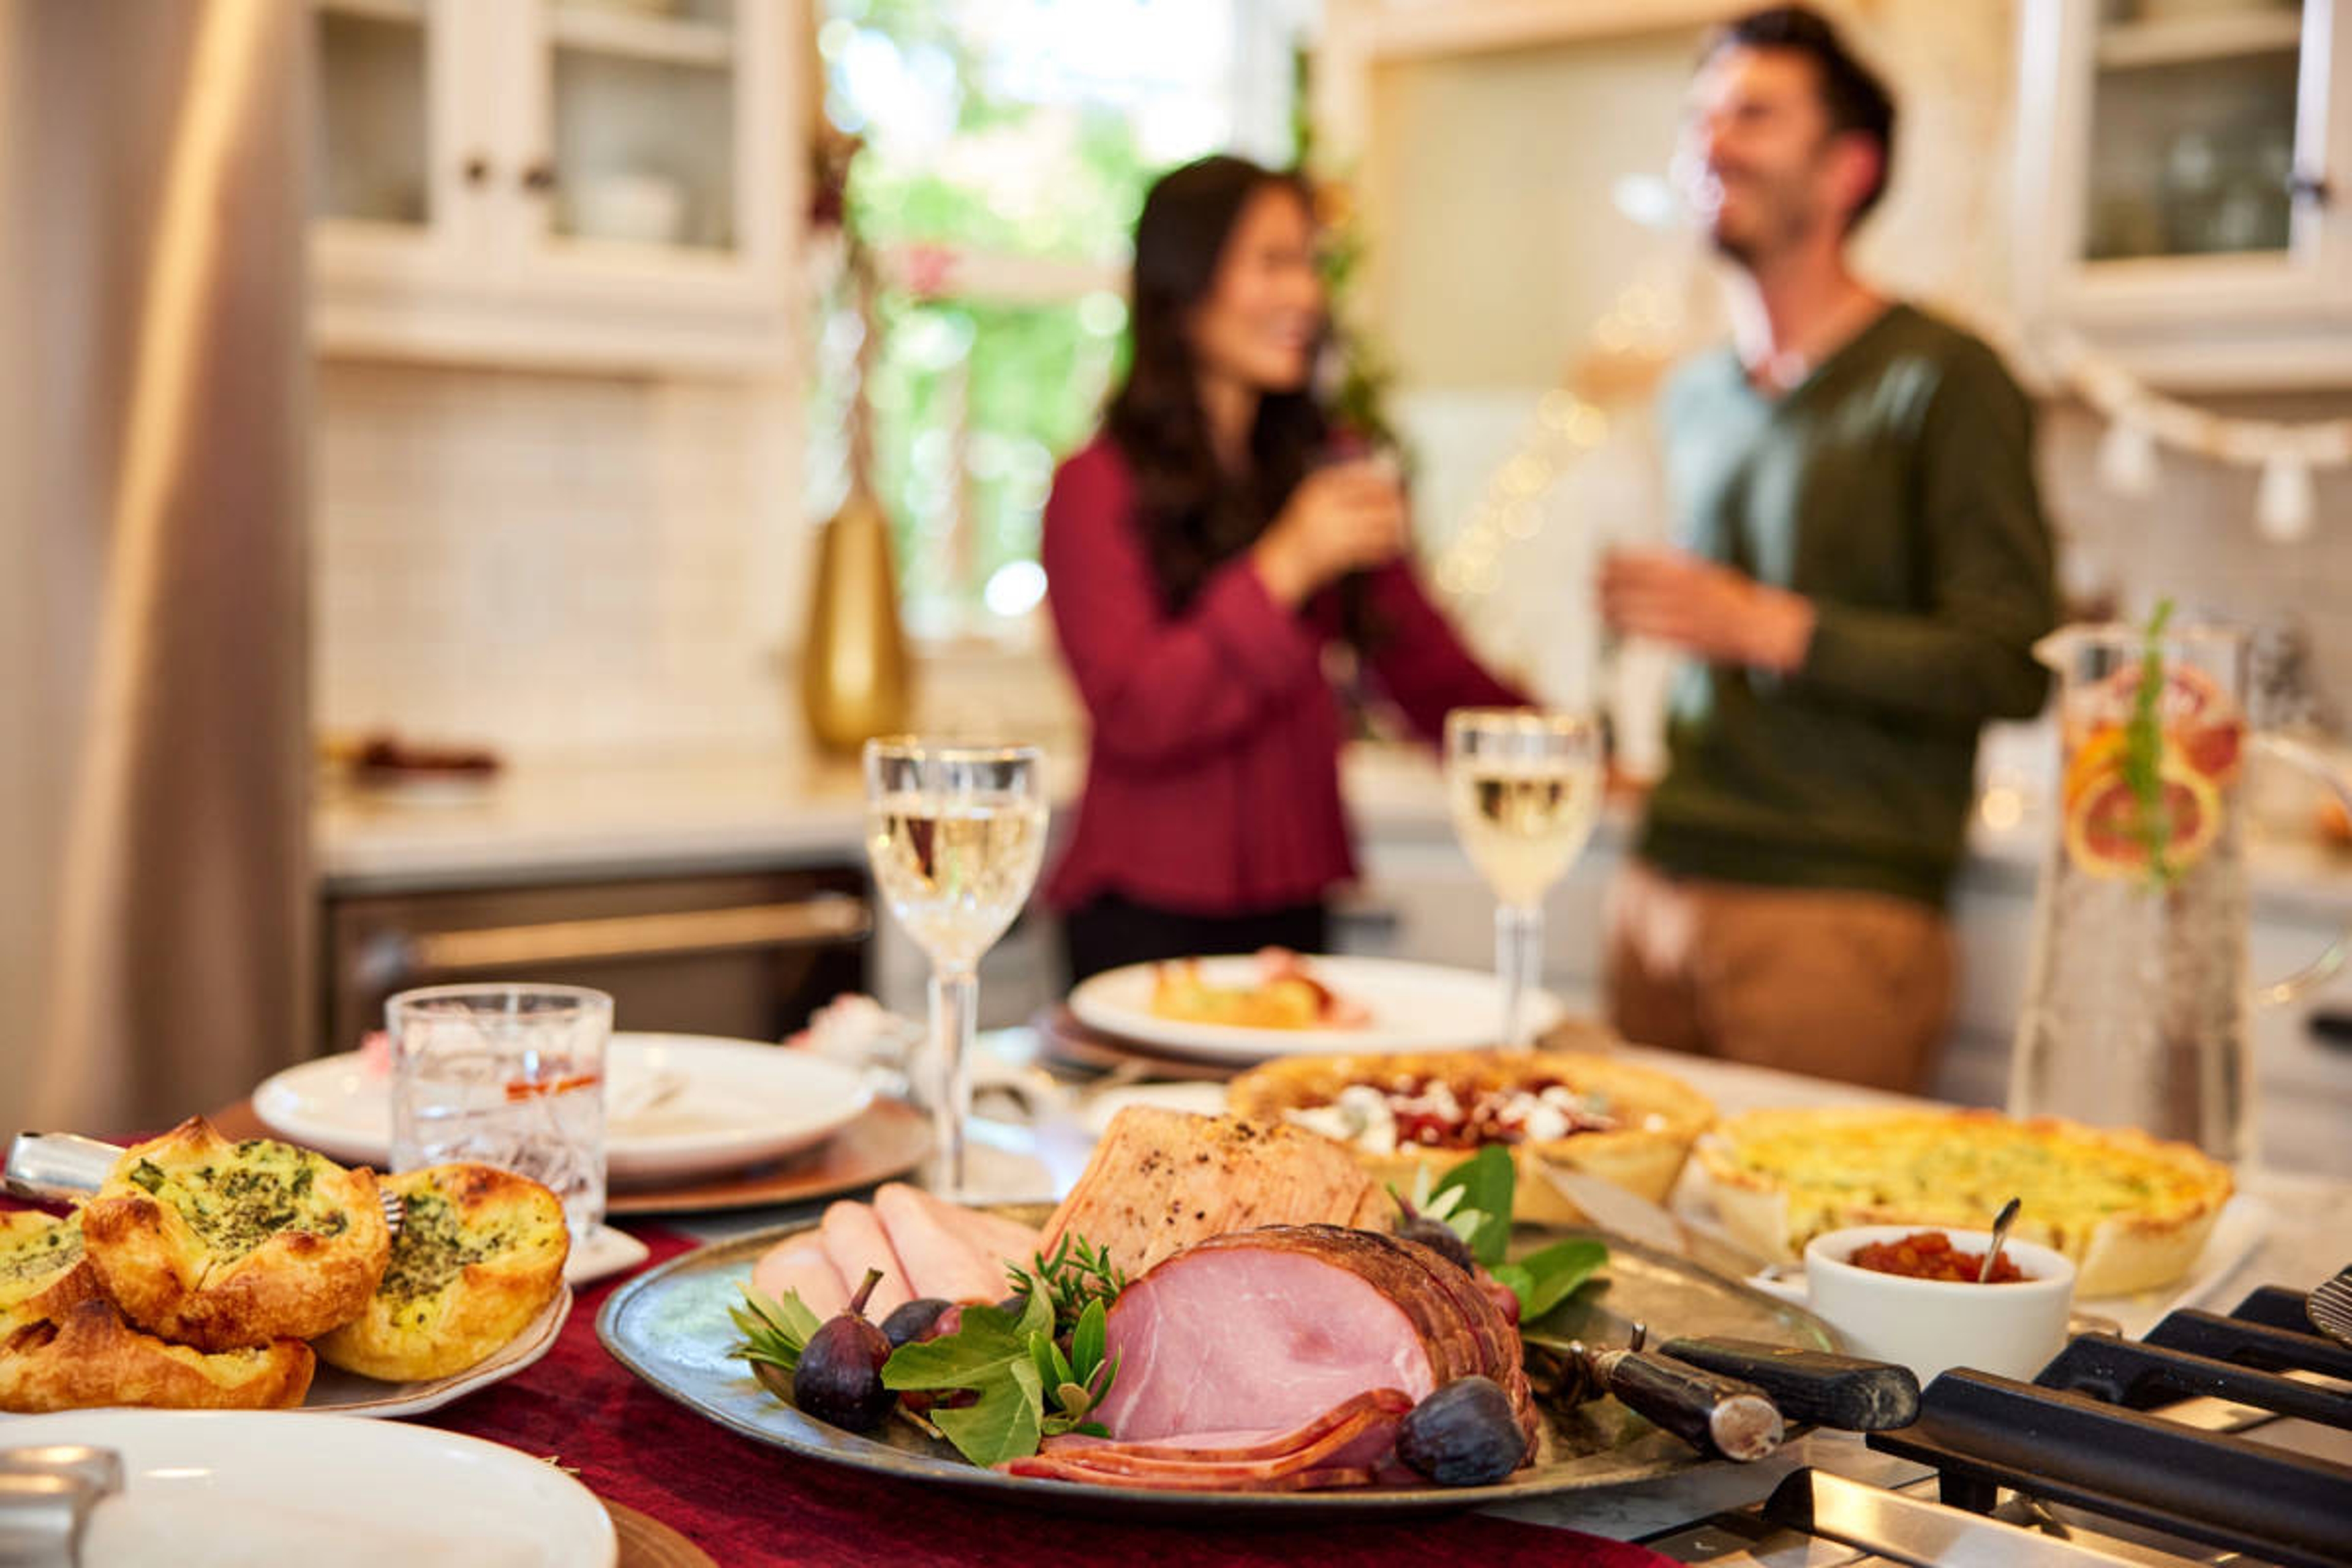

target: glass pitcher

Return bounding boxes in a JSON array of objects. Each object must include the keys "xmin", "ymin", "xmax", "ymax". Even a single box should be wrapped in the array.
[{"xmin": 2010, "ymin": 620, "xmax": 2352, "ymax": 1164}]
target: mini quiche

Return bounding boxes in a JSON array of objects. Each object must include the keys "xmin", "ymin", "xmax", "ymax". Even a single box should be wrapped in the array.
[
  {"xmin": 1695, "ymin": 1107, "xmax": 2234, "ymax": 1297},
  {"xmin": 0, "ymin": 1231, "xmax": 312, "ymax": 1412},
  {"xmin": 1228, "ymin": 1049, "xmax": 1716, "ymax": 1224},
  {"xmin": 314, "ymin": 1163, "xmax": 569, "ymax": 1382},
  {"xmin": 80, "ymin": 1117, "xmax": 391, "ymax": 1351},
  {"xmin": 0, "ymin": 1210, "xmax": 94, "ymax": 1332}
]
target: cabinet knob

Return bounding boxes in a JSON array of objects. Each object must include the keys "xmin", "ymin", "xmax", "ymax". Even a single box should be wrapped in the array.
[
  {"xmin": 2286, "ymin": 170, "xmax": 2332, "ymax": 208},
  {"xmin": 461, "ymin": 153, "xmax": 491, "ymax": 187},
  {"xmin": 521, "ymin": 161, "xmax": 557, "ymax": 194}
]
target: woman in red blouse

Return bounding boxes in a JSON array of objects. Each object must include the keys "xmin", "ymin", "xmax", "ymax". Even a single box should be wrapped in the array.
[{"xmin": 1046, "ymin": 154, "xmax": 1523, "ymax": 981}]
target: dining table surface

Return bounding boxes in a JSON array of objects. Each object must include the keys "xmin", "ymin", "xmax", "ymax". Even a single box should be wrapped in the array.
[{"xmin": 36, "ymin": 1030, "xmax": 2352, "ymax": 1567}]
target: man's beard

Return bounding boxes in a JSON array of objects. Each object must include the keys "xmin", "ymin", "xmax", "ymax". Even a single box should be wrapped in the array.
[{"xmin": 1704, "ymin": 172, "xmax": 1822, "ymax": 269}]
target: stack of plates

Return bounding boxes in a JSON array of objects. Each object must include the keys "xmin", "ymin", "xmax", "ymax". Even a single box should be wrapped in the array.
[{"xmin": 252, "ymin": 1033, "xmax": 927, "ymax": 1217}]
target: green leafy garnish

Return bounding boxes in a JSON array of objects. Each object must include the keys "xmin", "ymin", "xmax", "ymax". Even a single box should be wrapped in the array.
[
  {"xmin": 127, "ymin": 1159, "xmax": 166, "ymax": 1195},
  {"xmin": 1008, "ymin": 1232, "xmax": 1127, "ymax": 1335},
  {"xmin": 1428, "ymin": 1145, "xmax": 1515, "ymax": 1266},
  {"xmin": 728, "ymin": 1285, "xmax": 823, "ymax": 1378},
  {"xmin": 1491, "ymin": 1238, "xmax": 1608, "ymax": 1324},
  {"xmin": 881, "ymin": 1242, "xmax": 1128, "ymax": 1466},
  {"xmin": 2123, "ymin": 597, "xmax": 2177, "ymax": 888}
]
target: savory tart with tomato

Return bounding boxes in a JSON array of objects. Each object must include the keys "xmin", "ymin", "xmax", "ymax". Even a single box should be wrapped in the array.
[
  {"xmin": 80, "ymin": 1117, "xmax": 391, "ymax": 1351},
  {"xmin": 1148, "ymin": 950, "xmax": 1370, "ymax": 1031},
  {"xmin": 1695, "ymin": 1107, "xmax": 2233, "ymax": 1296},
  {"xmin": 1227, "ymin": 1049, "xmax": 1716, "ymax": 1224},
  {"xmin": 315, "ymin": 1163, "xmax": 569, "ymax": 1382}
]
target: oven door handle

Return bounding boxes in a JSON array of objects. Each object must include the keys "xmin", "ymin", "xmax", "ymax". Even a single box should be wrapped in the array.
[{"xmin": 369, "ymin": 894, "xmax": 873, "ymax": 982}]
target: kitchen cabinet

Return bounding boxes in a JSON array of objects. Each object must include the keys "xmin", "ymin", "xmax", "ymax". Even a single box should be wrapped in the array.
[
  {"xmin": 2015, "ymin": 0, "xmax": 2352, "ymax": 388},
  {"xmin": 307, "ymin": 0, "xmax": 804, "ymax": 373}
]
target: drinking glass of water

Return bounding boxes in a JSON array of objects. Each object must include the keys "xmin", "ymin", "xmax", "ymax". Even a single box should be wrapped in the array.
[
  {"xmin": 1444, "ymin": 709, "xmax": 1603, "ymax": 1049},
  {"xmin": 863, "ymin": 739, "xmax": 1047, "ymax": 1200},
  {"xmin": 387, "ymin": 983, "xmax": 612, "ymax": 1249}
]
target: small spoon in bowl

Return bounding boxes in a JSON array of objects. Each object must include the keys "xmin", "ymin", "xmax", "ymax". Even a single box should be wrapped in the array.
[{"xmin": 1980, "ymin": 1196, "xmax": 2022, "ymax": 1283}]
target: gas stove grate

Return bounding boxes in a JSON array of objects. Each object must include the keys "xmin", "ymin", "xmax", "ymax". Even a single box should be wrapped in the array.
[{"xmin": 1864, "ymin": 1286, "xmax": 2352, "ymax": 1568}]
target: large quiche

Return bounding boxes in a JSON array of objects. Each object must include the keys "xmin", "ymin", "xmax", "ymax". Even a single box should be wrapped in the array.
[
  {"xmin": 1227, "ymin": 1049, "xmax": 1716, "ymax": 1224},
  {"xmin": 1694, "ymin": 1107, "xmax": 2234, "ymax": 1297}
]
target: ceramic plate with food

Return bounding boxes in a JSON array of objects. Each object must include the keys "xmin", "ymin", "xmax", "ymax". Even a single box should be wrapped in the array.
[
  {"xmin": 1068, "ymin": 955, "xmax": 1566, "ymax": 1063},
  {"xmin": 254, "ymin": 1033, "xmax": 873, "ymax": 1185},
  {"xmin": 1692, "ymin": 1106, "xmax": 2236, "ymax": 1297},
  {"xmin": 1227, "ymin": 1049, "xmax": 1716, "ymax": 1225}
]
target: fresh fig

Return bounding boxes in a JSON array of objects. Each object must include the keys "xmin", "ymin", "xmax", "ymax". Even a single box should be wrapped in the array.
[
  {"xmin": 880, "ymin": 1296, "xmax": 954, "ymax": 1349},
  {"xmin": 793, "ymin": 1269, "xmax": 897, "ymax": 1431},
  {"xmin": 1397, "ymin": 1376, "xmax": 1527, "ymax": 1486},
  {"xmin": 1392, "ymin": 1194, "xmax": 1477, "ymax": 1275}
]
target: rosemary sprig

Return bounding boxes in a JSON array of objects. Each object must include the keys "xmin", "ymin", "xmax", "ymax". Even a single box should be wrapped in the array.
[
  {"xmin": 1007, "ymin": 1232, "xmax": 1127, "ymax": 1335},
  {"xmin": 2122, "ymin": 598, "xmax": 2176, "ymax": 888}
]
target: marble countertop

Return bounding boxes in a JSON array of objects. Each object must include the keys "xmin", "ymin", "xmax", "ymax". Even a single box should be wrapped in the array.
[{"xmin": 318, "ymin": 740, "xmax": 2352, "ymax": 916}]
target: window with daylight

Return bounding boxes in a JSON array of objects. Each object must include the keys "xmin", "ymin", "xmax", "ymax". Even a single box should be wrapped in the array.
[{"xmin": 805, "ymin": 0, "xmax": 1304, "ymax": 639}]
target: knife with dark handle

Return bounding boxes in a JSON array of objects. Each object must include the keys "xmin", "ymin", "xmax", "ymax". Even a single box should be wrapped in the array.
[
  {"xmin": 1659, "ymin": 1335, "xmax": 1922, "ymax": 1431},
  {"xmin": 1574, "ymin": 1344, "xmax": 1784, "ymax": 1462}
]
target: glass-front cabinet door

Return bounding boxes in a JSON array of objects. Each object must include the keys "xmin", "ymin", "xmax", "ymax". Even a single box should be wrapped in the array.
[
  {"xmin": 2022, "ymin": 0, "xmax": 2348, "ymax": 335},
  {"xmin": 503, "ymin": 0, "xmax": 790, "ymax": 311},
  {"xmin": 310, "ymin": 0, "xmax": 480, "ymax": 283}
]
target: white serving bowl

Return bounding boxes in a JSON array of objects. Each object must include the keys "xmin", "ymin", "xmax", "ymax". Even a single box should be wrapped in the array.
[{"xmin": 1783, "ymin": 1225, "xmax": 2076, "ymax": 1384}]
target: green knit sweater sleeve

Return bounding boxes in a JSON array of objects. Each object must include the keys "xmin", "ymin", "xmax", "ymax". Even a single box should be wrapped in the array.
[{"xmin": 1795, "ymin": 342, "xmax": 2059, "ymax": 724}]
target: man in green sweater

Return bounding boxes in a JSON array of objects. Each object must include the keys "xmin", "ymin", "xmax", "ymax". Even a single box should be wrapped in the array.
[{"xmin": 1598, "ymin": 6, "xmax": 2057, "ymax": 1091}]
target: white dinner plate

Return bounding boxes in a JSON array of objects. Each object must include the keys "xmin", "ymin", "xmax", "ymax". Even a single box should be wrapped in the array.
[
  {"xmin": 301, "ymin": 1285, "xmax": 570, "ymax": 1417},
  {"xmin": 1067, "ymin": 954, "xmax": 1567, "ymax": 1064},
  {"xmin": 0, "ymin": 1409, "xmax": 615, "ymax": 1567},
  {"xmin": 254, "ymin": 1033, "xmax": 872, "ymax": 1185}
]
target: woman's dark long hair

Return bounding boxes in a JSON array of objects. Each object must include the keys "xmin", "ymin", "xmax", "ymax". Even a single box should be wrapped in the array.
[{"xmin": 1104, "ymin": 156, "xmax": 1330, "ymax": 611}]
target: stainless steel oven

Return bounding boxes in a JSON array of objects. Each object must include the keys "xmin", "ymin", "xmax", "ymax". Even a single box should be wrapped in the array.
[{"xmin": 322, "ymin": 865, "xmax": 871, "ymax": 1054}]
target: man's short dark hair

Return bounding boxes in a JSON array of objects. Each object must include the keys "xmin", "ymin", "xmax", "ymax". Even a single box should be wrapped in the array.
[{"xmin": 1710, "ymin": 5, "xmax": 1898, "ymax": 225}]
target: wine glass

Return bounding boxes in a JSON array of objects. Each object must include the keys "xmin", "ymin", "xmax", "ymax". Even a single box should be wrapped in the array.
[
  {"xmin": 1443, "ymin": 709, "xmax": 1603, "ymax": 1050},
  {"xmin": 862, "ymin": 738, "xmax": 1048, "ymax": 1200}
]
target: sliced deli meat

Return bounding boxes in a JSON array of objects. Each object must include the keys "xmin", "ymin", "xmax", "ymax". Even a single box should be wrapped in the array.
[
  {"xmin": 872, "ymin": 1185, "xmax": 1009, "ymax": 1305},
  {"xmin": 1091, "ymin": 1225, "xmax": 1536, "ymax": 1457},
  {"xmin": 1041, "ymin": 1108, "xmax": 1389, "ymax": 1278},
  {"xmin": 818, "ymin": 1200, "xmax": 913, "ymax": 1319},
  {"xmin": 750, "ymin": 1232, "xmax": 850, "ymax": 1320}
]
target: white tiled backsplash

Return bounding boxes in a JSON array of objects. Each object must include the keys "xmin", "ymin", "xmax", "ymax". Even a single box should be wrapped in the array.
[{"xmin": 312, "ymin": 361, "xmax": 809, "ymax": 759}]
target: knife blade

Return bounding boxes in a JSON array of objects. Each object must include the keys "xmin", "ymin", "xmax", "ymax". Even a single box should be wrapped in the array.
[
  {"xmin": 1659, "ymin": 1335, "xmax": 1921, "ymax": 1431},
  {"xmin": 1762, "ymin": 1469, "xmax": 2210, "ymax": 1567},
  {"xmin": 1532, "ymin": 1159, "xmax": 1780, "ymax": 1282}
]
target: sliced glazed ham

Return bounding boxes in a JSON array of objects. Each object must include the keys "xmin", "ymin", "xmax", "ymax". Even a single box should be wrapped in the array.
[
  {"xmin": 873, "ymin": 1184, "xmax": 1009, "ymax": 1304},
  {"xmin": 1091, "ymin": 1226, "xmax": 1536, "ymax": 1455},
  {"xmin": 1000, "ymin": 1390, "xmax": 1415, "ymax": 1491},
  {"xmin": 819, "ymin": 1200, "xmax": 913, "ymax": 1319},
  {"xmin": 749, "ymin": 1232, "xmax": 850, "ymax": 1319}
]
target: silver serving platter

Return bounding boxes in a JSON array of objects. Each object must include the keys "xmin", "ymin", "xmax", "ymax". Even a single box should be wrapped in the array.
[{"xmin": 597, "ymin": 1208, "xmax": 1836, "ymax": 1519}]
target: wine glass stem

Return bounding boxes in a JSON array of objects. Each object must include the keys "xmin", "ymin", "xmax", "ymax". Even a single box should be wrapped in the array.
[
  {"xmin": 930, "ymin": 964, "xmax": 979, "ymax": 1200},
  {"xmin": 1496, "ymin": 902, "xmax": 1544, "ymax": 1049}
]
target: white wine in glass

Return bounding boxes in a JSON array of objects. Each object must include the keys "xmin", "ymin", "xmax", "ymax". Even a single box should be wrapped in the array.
[
  {"xmin": 864, "ymin": 740, "xmax": 1047, "ymax": 1199},
  {"xmin": 1444, "ymin": 709, "xmax": 1602, "ymax": 1049}
]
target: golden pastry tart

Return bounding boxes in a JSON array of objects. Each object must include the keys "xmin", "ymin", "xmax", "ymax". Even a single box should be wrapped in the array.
[
  {"xmin": 1227, "ymin": 1049, "xmax": 1716, "ymax": 1224},
  {"xmin": 80, "ymin": 1117, "xmax": 391, "ymax": 1351},
  {"xmin": 0, "ymin": 1255, "xmax": 313, "ymax": 1412},
  {"xmin": 0, "ymin": 1210, "xmax": 93, "ymax": 1333},
  {"xmin": 315, "ymin": 1163, "xmax": 569, "ymax": 1382},
  {"xmin": 1148, "ymin": 952, "xmax": 1369, "ymax": 1031},
  {"xmin": 1694, "ymin": 1107, "xmax": 2234, "ymax": 1297}
]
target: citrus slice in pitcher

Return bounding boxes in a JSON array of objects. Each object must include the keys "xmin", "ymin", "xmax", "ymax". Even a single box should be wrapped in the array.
[
  {"xmin": 2063, "ymin": 756, "xmax": 2223, "ymax": 880},
  {"xmin": 2087, "ymin": 663, "xmax": 2245, "ymax": 785}
]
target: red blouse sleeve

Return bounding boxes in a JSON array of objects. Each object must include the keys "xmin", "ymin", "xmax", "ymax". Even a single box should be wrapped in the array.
[
  {"xmin": 1359, "ymin": 562, "xmax": 1529, "ymax": 744},
  {"xmin": 1042, "ymin": 443, "xmax": 1327, "ymax": 767}
]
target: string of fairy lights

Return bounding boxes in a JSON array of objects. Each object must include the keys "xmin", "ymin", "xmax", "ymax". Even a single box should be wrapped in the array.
[{"xmin": 1430, "ymin": 311, "xmax": 2350, "ymax": 601}]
